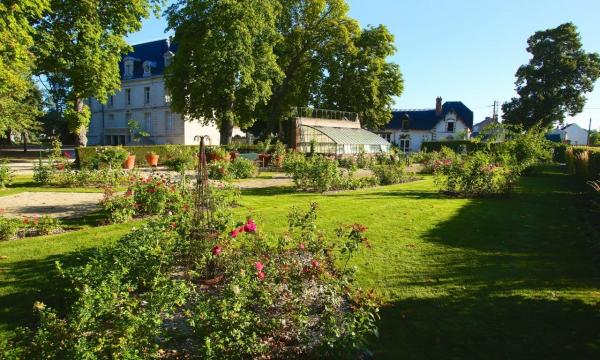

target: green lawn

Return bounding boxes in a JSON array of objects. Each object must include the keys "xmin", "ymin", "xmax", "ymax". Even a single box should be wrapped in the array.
[{"xmin": 1, "ymin": 165, "xmax": 599, "ymax": 359}]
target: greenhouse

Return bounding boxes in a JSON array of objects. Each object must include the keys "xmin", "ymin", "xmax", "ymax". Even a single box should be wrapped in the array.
[{"xmin": 297, "ymin": 124, "xmax": 391, "ymax": 155}]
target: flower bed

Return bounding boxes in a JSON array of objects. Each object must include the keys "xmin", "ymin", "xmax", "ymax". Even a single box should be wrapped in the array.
[
  {"xmin": 0, "ymin": 214, "xmax": 63, "ymax": 241},
  {"xmin": 6, "ymin": 198, "xmax": 378, "ymax": 358}
]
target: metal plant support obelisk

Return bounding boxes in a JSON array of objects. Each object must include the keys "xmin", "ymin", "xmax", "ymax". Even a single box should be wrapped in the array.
[{"xmin": 194, "ymin": 136, "xmax": 213, "ymax": 231}]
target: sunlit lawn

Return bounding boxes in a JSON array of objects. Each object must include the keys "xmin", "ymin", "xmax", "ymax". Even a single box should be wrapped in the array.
[{"xmin": 1, "ymin": 165, "xmax": 599, "ymax": 359}]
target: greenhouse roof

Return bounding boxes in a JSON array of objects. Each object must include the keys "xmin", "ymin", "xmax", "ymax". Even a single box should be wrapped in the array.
[{"xmin": 310, "ymin": 126, "xmax": 390, "ymax": 146}]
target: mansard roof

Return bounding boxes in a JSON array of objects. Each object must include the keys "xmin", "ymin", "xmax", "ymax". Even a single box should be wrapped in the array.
[
  {"xmin": 387, "ymin": 102, "xmax": 473, "ymax": 131},
  {"xmin": 120, "ymin": 39, "xmax": 178, "ymax": 80}
]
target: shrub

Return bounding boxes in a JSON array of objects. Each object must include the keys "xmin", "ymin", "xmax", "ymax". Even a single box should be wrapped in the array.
[
  {"xmin": 434, "ymin": 150, "xmax": 516, "ymax": 197},
  {"xmin": 552, "ymin": 143, "xmax": 569, "ymax": 163},
  {"xmin": 32, "ymin": 216, "xmax": 62, "ymax": 236},
  {"xmin": 371, "ymin": 163, "xmax": 413, "ymax": 185},
  {"xmin": 208, "ymin": 160, "xmax": 231, "ymax": 180},
  {"xmin": 566, "ymin": 147, "xmax": 600, "ymax": 180},
  {"xmin": 0, "ymin": 160, "xmax": 13, "ymax": 189},
  {"xmin": 0, "ymin": 216, "xmax": 20, "ymax": 241},
  {"xmin": 33, "ymin": 159, "xmax": 53, "ymax": 184},
  {"xmin": 7, "ymin": 201, "xmax": 377, "ymax": 358},
  {"xmin": 94, "ymin": 146, "xmax": 128, "ymax": 169},
  {"xmin": 229, "ymin": 157, "xmax": 258, "ymax": 179},
  {"xmin": 50, "ymin": 168, "xmax": 130, "ymax": 188},
  {"xmin": 164, "ymin": 145, "xmax": 197, "ymax": 174},
  {"xmin": 101, "ymin": 187, "xmax": 136, "ymax": 224},
  {"xmin": 283, "ymin": 152, "xmax": 343, "ymax": 192}
]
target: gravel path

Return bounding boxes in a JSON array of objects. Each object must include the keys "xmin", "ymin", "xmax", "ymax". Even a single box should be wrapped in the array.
[{"xmin": 0, "ymin": 192, "xmax": 104, "ymax": 218}]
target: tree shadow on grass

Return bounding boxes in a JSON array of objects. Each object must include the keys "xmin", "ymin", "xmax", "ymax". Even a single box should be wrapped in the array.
[
  {"xmin": 0, "ymin": 249, "xmax": 97, "ymax": 334},
  {"xmin": 372, "ymin": 167, "xmax": 600, "ymax": 359},
  {"xmin": 375, "ymin": 293, "xmax": 600, "ymax": 360}
]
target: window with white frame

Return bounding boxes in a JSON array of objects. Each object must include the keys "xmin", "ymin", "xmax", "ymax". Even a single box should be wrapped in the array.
[
  {"xmin": 144, "ymin": 87, "xmax": 150, "ymax": 104},
  {"xmin": 399, "ymin": 138, "xmax": 410, "ymax": 153},
  {"xmin": 165, "ymin": 111, "xmax": 173, "ymax": 133},
  {"xmin": 125, "ymin": 89, "xmax": 131, "ymax": 105},
  {"xmin": 164, "ymin": 90, "xmax": 171, "ymax": 104},
  {"xmin": 379, "ymin": 133, "xmax": 391, "ymax": 142},
  {"xmin": 124, "ymin": 59, "xmax": 134, "ymax": 79}
]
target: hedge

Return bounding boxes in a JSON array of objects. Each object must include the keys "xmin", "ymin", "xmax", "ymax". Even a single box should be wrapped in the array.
[
  {"xmin": 76, "ymin": 144, "xmax": 263, "ymax": 168},
  {"xmin": 420, "ymin": 140, "xmax": 501, "ymax": 154},
  {"xmin": 552, "ymin": 143, "xmax": 569, "ymax": 163},
  {"xmin": 565, "ymin": 146, "xmax": 600, "ymax": 180}
]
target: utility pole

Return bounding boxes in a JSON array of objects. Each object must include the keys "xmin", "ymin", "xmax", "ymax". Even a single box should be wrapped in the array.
[
  {"xmin": 587, "ymin": 118, "xmax": 592, "ymax": 146},
  {"xmin": 491, "ymin": 101, "xmax": 498, "ymax": 122}
]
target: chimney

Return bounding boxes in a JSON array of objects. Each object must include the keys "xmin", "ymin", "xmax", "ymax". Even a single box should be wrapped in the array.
[{"xmin": 435, "ymin": 97, "xmax": 442, "ymax": 115}]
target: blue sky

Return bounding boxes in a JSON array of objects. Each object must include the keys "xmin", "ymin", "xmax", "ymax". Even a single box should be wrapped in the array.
[{"xmin": 127, "ymin": 0, "xmax": 600, "ymax": 130}]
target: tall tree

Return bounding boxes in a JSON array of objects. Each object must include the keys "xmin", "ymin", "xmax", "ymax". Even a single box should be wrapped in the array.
[
  {"xmin": 34, "ymin": 0, "xmax": 163, "ymax": 146},
  {"xmin": 165, "ymin": 0, "xmax": 283, "ymax": 145},
  {"xmin": 260, "ymin": 0, "xmax": 358, "ymax": 135},
  {"xmin": 319, "ymin": 25, "xmax": 403, "ymax": 129},
  {"xmin": 0, "ymin": 0, "xmax": 48, "ymax": 139},
  {"xmin": 502, "ymin": 23, "xmax": 600, "ymax": 129}
]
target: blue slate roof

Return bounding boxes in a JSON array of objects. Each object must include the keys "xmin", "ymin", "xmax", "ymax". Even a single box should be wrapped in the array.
[
  {"xmin": 387, "ymin": 102, "xmax": 473, "ymax": 130},
  {"xmin": 120, "ymin": 39, "xmax": 178, "ymax": 80}
]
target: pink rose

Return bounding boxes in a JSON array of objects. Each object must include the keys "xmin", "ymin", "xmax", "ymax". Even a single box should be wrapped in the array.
[
  {"xmin": 244, "ymin": 219, "xmax": 257, "ymax": 233},
  {"xmin": 311, "ymin": 259, "xmax": 319, "ymax": 268},
  {"xmin": 230, "ymin": 229, "xmax": 239, "ymax": 238},
  {"xmin": 257, "ymin": 271, "xmax": 265, "ymax": 280},
  {"xmin": 254, "ymin": 261, "xmax": 264, "ymax": 272},
  {"xmin": 212, "ymin": 245, "xmax": 222, "ymax": 256}
]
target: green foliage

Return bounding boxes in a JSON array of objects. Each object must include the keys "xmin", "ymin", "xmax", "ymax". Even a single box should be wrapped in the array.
[
  {"xmin": 0, "ymin": 217, "xmax": 20, "ymax": 241},
  {"xmin": 421, "ymin": 140, "xmax": 473, "ymax": 153},
  {"xmin": 552, "ymin": 143, "xmax": 569, "ymax": 163},
  {"xmin": 502, "ymin": 23, "xmax": 600, "ymax": 129},
  {"xmin": 166, "ymin": 0, "xmax": 283, "ymax": 144},
  {"xmin": 433, "ymin": 150, "xmax": 517, "ymax": 197},
  {"xmin": 34, "ymin": 0, "xmax": 164, "ymax": 145},
  {"xmin": 283, "ymin": 152, "xmax": 343, "ymax": 192},
  {"xmin": 229, "ymin": 157, "xmax": 258, "ymax": 179},
  {"xmin": 163, "ymin": 145, "xmax": 197, "ymax": 174},
  {"xmin": 370, "ymin": 162, "xmax": 413, "ymax": 185},
  {"xmin": 0, "ymin": 0, "xmax": 48, "ymax": 136},
  {"xmin": 0, "ymin": 160, "xmax": 14, "ymax": 189},
  {"xmin": 94, "ymin": 146, "xmax": 128, "ymax": 169}
]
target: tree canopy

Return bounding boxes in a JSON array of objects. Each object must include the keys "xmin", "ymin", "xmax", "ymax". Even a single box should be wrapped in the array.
[
  {"xmin": 0, "ymin": 0, "xmax": 48, "ymax": 138},
  {"xmin": 166, "ymin": 0, "xmax": 283, "ymax": 145},
  {"xmin": 502, "ymin": 23, "xmax": 600, "ymax": 130},
  {"xmin": 167, "ymin": 0, "xmax": 403, "ymax": 143},
  {"xmin": 34, "ymin": 0, "xmax": 164, "ymax": 146}
]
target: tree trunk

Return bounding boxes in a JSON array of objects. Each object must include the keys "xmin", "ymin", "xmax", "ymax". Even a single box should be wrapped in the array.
[
  {"xmin": 22, "ymin": 131, "xmax": 29, "ymax": 152},
  {"xmin": 220, "ymin": 118, "xmax": 233, "ymax": 145},
  {"xmin": 73, "ymin": 98, "xmax": 88, "ymax": 147}
]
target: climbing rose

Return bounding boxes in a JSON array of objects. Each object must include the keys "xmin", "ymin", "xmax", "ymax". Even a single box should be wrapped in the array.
[
  {"xmin": 254, "ymin": 261, "xmax": 264, "ymax": 272},
  {"xmin": 244, "ymin": 219, "xmax": 257, "ymax": 233},
  {"xmin": 257, "ymin": 271, "xmax": 265, "ymax": 280},
  {"xmin": 212, "ymin": 245, "xmax": 222, "ymax": 256}
]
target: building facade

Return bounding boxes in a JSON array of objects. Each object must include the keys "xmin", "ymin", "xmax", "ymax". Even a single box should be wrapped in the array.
[
  {"xmin": 547, "ymin": 123, "xmax": 589, "ymax": 146},
  {"xmin": 87, "ymin": 39, "xmax": 228, "ymax": 146},
  {"xmin": 379, "ymin": 97, "xmax": 473, "ymax": 152}
]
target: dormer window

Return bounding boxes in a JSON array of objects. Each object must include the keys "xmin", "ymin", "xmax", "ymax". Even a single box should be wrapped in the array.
[
  {"xmin": 123, "ymin": 57, "xmax": 135, "ymax": 79},
  {"xmin": 447, "ymin": 121, "xmax": 455, "ymax": 133},
  {"xmin": 164, "ymin": 51, "xmax": 174, "ymax": 67},
  {"xmin": 143, "ymin": 62, "xmax": 151, "ymax": 77}
]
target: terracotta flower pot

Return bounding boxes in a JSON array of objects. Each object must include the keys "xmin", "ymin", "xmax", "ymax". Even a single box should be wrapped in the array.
[
  {"xmin": 123, "ymin": 155, "xmax": 136, "ymax": 170},
  {"xmin": 274, "ymin": 154, "xmax": 284, "ymax": 167},
  {"xmin": 258, "ymin": 153, "xmax": 271, "ymax": 167},
  {"xmin": 145, "ymin": 153, "xmax": 159, "ymax": 167}
]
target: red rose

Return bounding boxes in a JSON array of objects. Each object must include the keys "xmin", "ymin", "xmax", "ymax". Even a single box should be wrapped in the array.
[
  {"xmin": 212, "ymin": 245, "xmax": 222, "ymax": 256},
  {"xmin": 230, "ymin": 229, "xmax": 239, "ymax": 238},
  {"xmin": 311, "ymin": 259, "xmax": 319, "ymax": 268}
]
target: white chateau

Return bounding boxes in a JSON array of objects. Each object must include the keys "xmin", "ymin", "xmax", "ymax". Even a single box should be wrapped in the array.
[{"xmin": 87, "ymin": 39, "xmax": 234, "ymax": 146}]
